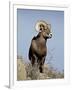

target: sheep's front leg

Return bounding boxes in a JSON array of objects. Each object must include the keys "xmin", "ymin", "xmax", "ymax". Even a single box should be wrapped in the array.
[{"xmin": 38, "ymin": 57, "xmax": 45, "ymax": 73}]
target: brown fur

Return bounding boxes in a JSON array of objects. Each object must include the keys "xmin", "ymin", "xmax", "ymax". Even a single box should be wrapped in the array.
[{"xmin": 29, "ymin": 23, "xmax": 52, "ymax": 73}]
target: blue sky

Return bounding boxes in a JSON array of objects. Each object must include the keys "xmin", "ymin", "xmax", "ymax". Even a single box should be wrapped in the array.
[{"xmin": 17, "ymin": 9, "xmax": 64, "ymax": 71}]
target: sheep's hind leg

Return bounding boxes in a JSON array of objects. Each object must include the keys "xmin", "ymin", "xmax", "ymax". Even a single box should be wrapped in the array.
[
  {"xmin": 31, "ymin": 58, "xmax": 35, "ymax": 66},
  {"xmin": 31, "ymin": 55, "xmax": 37, "ymax": 66},
  {"xmin": 39, "ymin": 66, "xmax": 43, "ymax": 73}
]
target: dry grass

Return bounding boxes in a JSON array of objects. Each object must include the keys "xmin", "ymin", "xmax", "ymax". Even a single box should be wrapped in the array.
[
  {"xmin": 17, "ymin": 57, "xmax": 64, "ymax": 80},
  {"xmin": 17, "ymin": 58, "xmax": 26, "ymax": 80}
]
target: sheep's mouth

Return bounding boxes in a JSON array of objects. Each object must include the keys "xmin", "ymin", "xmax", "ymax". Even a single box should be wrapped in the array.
[{"xmin": 46, "ymin": 33, "xmax": 52, "ymax": 39}]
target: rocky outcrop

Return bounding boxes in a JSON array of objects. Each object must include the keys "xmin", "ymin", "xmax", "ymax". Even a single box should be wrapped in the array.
[
  {"xmin": 17, "ymin": 58, "xmax": 64, "ymax": 80},
  {"xmin": 17, "ymin": 58, "xmax": 50, "ymax": 80}
]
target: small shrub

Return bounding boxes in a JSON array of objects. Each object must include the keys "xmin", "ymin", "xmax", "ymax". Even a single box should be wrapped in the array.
[
  {"xmin": 17, "ymin": 57, "xmax": 64, "ymax": 80},
  {"xmin": 25, "ymin": 63, "xmax": 40, "ymax": 80}
]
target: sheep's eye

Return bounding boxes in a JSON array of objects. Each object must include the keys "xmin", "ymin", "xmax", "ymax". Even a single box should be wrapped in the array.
[
  {"xmin": 40, "ymin": 24, "xmax": 44, "ymax": 28},
  {"xmin": 40, "ymin": 25, "xmax": 41, "ymax": 27}
]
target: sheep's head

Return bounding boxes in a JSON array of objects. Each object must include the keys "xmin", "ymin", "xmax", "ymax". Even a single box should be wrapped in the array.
[{"xmin": 35, "ymin": 20, "xmax": 52, "ymax": 39}]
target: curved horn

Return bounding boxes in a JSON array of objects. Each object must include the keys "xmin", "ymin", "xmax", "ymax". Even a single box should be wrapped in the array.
[{"xmin": 35, "ymin": 20, "xmax": 48, "ymax": 32}]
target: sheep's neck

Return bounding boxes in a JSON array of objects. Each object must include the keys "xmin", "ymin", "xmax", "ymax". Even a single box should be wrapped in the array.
[{"xmin": 37, "ymin": 33, "xmax": 47, "ymax": 45}]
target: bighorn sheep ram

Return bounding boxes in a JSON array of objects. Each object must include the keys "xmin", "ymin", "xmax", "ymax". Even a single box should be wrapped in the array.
[{"xmin": 29, "ymin": 20, "xmax": 52, "ymax": 73}]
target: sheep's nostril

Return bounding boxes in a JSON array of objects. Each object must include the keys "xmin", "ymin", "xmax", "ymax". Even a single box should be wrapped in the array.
[
  {"xmin": 48, "ymin": 33, "xmax": 52, "ymax": 38},
  {"xmin": 40, "ymin": 27, "xmax": 43, "ymax": 31},
  {"xmin": 40, "ymin": 28, "xmax": 42, "ymax": 30}
]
